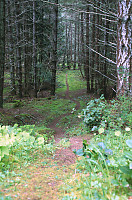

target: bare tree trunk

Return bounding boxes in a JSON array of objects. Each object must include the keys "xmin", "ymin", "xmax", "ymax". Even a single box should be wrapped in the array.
[
  {"xmin": 117, "ymin": 0, "xmax": 132, "ymax": 96},
  {"xmin": 15, "ymin": 0, "xmax": 22, "ymax": 98},
  {"xmin": 33, "ymin": 0, "xmax": 37, "ymax": 98},
  {"xmin": 0, "ymin": 0, "xmax": 5, "ymax": 108},
  {"xmin": 51, "ymin": 0, "xmax": 58, "ymax": 96},
  {"xmin": 81, "ymin": 13, "xmax": 85, "ymax": 76},
  {"xmin": 103, "ymin": 15, "xmax": 109, "ymax": 98},
  {"xmin": 91, "ymin": 0, "xmax": 96, "ymax": 92},
  {"xmin": 78, "ymin": 14, "xmax": 84, "ymax": 78},
  {"xmin": 73, "ymin": 17, "xmax": 77, "ymax": 70},
  {"xmin": 85, "ymin": 5, "xmax": 90, "ymax": 93},
  {"xmin": 66, "ymin": 22, "xmax": 69, "ymax": 66},
  {"xmin": 7, "ymin": 0, "xmax": 16, "ymax": 95},
  {"xmin": 95, "ymin": 2, "xmax": 100, "ymax": 94},
  {"xmin": 70, "ymin": 22, "xmax": 73, "ymax": 66}
]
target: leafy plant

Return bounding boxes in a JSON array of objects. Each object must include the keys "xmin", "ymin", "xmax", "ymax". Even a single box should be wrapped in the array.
[
  {"xmin": 81, "ymin": 94, "xmax": 107, "ymax": 129},
  {"xmin": 120, "ymin": 139, "xmax": 132, "ymax": 184},
  {"xmin": 0, "ymin": 124, "xmax": 49, "ymax": 164}
]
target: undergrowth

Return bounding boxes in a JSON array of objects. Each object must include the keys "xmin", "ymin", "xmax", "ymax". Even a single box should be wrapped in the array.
[
  {"xmin": 1, "ymin": 70, "xmax": 132, "ymax": 199},
  {"xmin": 62, "ymin": 95, "xmax": 132, "ymax": 200}
]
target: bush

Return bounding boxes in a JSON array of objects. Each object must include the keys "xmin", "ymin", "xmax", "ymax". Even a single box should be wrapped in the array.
[
  {"xmin": 81, "ymin": 94, "xmax": 107, "ymax": 130},
  {"xmin": 80, "ymin": 95, "xmax": 132, "ymax": 131}
]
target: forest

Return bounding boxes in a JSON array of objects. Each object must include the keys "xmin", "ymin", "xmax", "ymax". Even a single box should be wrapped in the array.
[{"xmin": 0, "ymin": 0, "xmax": 132, "ymax": 199}]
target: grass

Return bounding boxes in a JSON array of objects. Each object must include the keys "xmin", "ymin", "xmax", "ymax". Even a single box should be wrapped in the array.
[
  {"xmin": 1, "ymin": 69, "xmax": 132, "ymax": 199},
  {"xmin": 56, "ymin": 70, "xmax": 86, "ymax": 94}
]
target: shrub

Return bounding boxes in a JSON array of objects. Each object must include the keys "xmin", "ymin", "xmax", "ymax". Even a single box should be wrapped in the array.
[{"xmin": 81, "ymin": 94, "xmax": 107, "ymax": 130}]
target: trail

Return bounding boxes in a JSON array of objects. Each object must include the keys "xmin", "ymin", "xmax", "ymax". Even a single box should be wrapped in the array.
[
  {"xmin": 48, "ymin": 73, "xmax": 80, "ymax": 142},
  {"xmin": 48, "ymin": 73, "xmax": 90, "ymax": 165},
  {"xmin": 3, "ymin": 73, "xmax": 91, "ymax": 200}
]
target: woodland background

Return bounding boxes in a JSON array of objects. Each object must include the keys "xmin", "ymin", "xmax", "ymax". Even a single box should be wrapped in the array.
[{"xmin": 0, "ymin": 0, "xmax": 132, "ymax": 107}]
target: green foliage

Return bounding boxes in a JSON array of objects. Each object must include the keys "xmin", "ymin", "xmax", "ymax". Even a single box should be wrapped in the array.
[
  {"xmin": 120, "ymin": 139, "xmax": 132, "ymax": 184},
  {"xmin": 104, "ymin": 96, "xmax": 132, "ymax": 129},
  {"xmin": 80, "ymin": 95, "xmax": 132, "ymax": 131},
  {"xmin": 81, "ymin": 94, "xmax": 106, "ymax": 130},
  {"xmin": 67, "ymin": 128, "xmax": 132, "ymax": 199},
  {"xmin": 62, "ymin": 95, "xmax": 132, "ymax": 199},
  {"xmin": 0, "ymin": 125, "xmax": 55, "ymax": 175}
]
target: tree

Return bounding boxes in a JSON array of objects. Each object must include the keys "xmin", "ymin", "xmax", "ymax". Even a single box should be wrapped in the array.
[
  {"xmin": 15, "ymin": 0, "xmax": 22, "ymax": 98},
  {"xmin": 117, "ymin": 0, "xmax": 132, "ymax": 96},
  {"xmin": 85, "ymin": 5, "xmax": 90, "ymax": 93},
  {"xmin": 0, "ymin": 0, "xmax": 5, "ymax": 108},
  {"xmin": 51, "ymin": 0, "xmax": 58, "ymax": 95},
  {"xmin": 33, "ymin": 0, "xmax": 37, "ymax": 98}
]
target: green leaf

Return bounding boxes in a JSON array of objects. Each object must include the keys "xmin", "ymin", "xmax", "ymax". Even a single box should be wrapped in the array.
[
  {"xmin": 74, "ymin": 148, "xmax": 84, "ymax": 156},
  {"xmin": 111, "ymin": 179, "xmax": 119, "ymax": 186},
  {"xmin": 124, "ymin": 151, "xmax": 132, "ymax": 161},
  {"xmin": 129, "ymin": 162, "xmax": 132, "ymax": 170},
  {"xmin": 1, "ymin": 146, "xmax": 9, "ymax": 157},
  {"xmin": 126, "ymin": 139, "xmax": 132, "ymax": 148},
  {"xmin": 120, "ymin": 166, "xmax": 132, "ymax": 175}
]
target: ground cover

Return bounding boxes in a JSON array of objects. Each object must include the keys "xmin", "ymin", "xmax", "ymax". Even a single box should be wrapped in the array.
[
  {"xmin": 0, "ymin": 70, "xmax": 91, "ymax": 199},
  {"xmin": 56, "ymin": 70, "xmax": 86, "ymax": 94},
  {"xmin": 0, "ymin": 70, "xmax": 132, "ymax": 199}
]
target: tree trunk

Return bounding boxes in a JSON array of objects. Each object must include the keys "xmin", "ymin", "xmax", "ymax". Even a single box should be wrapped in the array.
[
  {"xmin": 95, "ymin": 2, "xmax": 100, "ymax": 94},
  {"xmin": 73, "ymin": 17, "xmax": 77, "ymax": 70},
  {"xmin": 7, "ymin": 0, "xmax": 16, "ymax": 95},
  {"xmin": 33, "ymin": 0, "xmax": 37, "ymax": 98},
  {"xmin": 117, "ymin": 0, "xmax": 132, "ymax": 96},
  {"xmin": 81, "ymin": 13, "xmax": 85, "ymax": 77},
  {"xmin": 70, "ymin": 22, "xmax": 73, "ymax": 66},
  {"xmin": 78, "ymin": 14, "xmax": 84, "ymax": 78},
  {"xmin": 85, "ymin": 6, "xmax": 90, "ymax": 93},
  {"xmin": 103, "ymin": 15, "xmax": 109, "ymax": 98},
  {"xmin": 66, "ymin": 22, "xmax": 69, "ymax": 66},
  {"xmin": 91, "ymin": 0, "xmax": 96, "ymax": 92},
  {"xmin": 15, "ymin": 0, "xmax": 22, "ymax": 98},
  {"xmin": 51, "ymin": 0, "xmax": 58, "ymax": 96},
  {"xmin": 0, "ymin": 0, "xmax": 5, "ymax": 108}
]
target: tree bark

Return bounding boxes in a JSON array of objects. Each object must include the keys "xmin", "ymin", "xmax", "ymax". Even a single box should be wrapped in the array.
[
  {"xmin": 85, "ymin": 5, "xmax": 90, "ymax": 93},
  {"xmin": 91, "ymin": 0, "xmax": 96, "ymax": 92},
  {"xmin": 70, "ymin": 22, "xmax": 73, "ymax": 66},
  {"xmin": 103, "ymin": 15, "xmax": 109, "ymax": 98},
  {"xmin": 0, "ymin": 0, "xmax": 5, "ymax": 108},
  {"xmin": 73, "ymin": 16, "xmax": 77, "ymax": 70},
  {"xmin": 51, "ymin": 0, "xmax": 58, "ymax": 96},
  {"xmin": 15, "ymin": 0, "xmax": 22, "ymax": 98},
  {"xmin": 117, "ymin": 0, "xmax": 132, "ymax": 96},
  {"xmin": 7, "ymin": 0, "xmax": 16, "ymax": 95},
  {"xmin": 33, "ymin": 0, "xmax": 37, "ymax": 98},
  {"xmin": 95, "ymin": 2, "xmax": 100, "ymax": 94}
]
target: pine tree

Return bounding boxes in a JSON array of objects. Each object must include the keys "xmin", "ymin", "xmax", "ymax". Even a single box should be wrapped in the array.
[{"xmin": 0, "ymin": 0, "xmax": 5, "ymax": 108}]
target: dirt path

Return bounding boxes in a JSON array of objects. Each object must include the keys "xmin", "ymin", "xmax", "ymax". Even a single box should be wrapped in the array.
[
  {"xmin": 49, "ymin": 73, "xmax": 90, "ymax": 165},
  {"xmin": 3, "ymin": 74, "xmax": 91, "ymax": 200},
  {"xmin": 48, "ymin": 74, "xmax": 81, "ymax": 142}
]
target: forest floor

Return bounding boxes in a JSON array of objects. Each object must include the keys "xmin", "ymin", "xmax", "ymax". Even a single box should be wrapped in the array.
[{"xmin": 2, "ymin": 73, "xmax": 92, "ymax": 200}]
